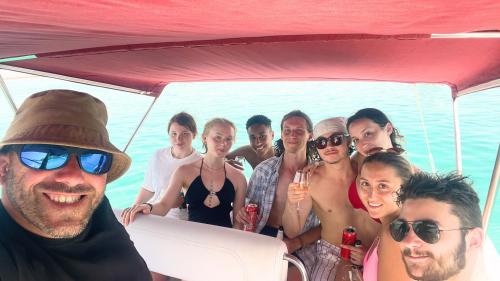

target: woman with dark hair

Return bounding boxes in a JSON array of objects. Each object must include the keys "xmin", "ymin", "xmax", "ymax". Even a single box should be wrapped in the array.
[
  {"xmin": 347, "ymin": 108, "xmax": 410, "ymax": 211},
  {"xmin": 347, "ymin": 108, "xmax": 405, "ymax": 173},
  {"xmin": 355, "ymin": 152, "xmax": 413, "ymax": 281}
]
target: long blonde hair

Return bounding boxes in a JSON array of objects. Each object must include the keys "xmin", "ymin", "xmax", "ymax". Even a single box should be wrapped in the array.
[{"xmin": 202, "ymin": 118, "xmax": 236, "ymax": 153}]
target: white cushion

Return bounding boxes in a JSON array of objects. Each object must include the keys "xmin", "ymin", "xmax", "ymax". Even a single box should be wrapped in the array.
[{"xmin": 115, "ymin": 209, "xmax": 288, "ymax": 281}]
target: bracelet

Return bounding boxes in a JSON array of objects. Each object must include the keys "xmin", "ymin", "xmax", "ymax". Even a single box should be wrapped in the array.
[
  {"xmin": 297, "ymin": 236, "xmax": 304, "ymax": 249},
  {"xmin": 143, "ymin": 203, "xmax": 153, "ymax": 212}
]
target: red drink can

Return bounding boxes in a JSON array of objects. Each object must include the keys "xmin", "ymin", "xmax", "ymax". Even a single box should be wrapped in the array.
[
  {"xmin": 243, "ymin": 203, "xmax": 259, "ymax": 232},
  {"xmin": 340, "ymin": 226, "xmax": 357, "ymax": 260}
]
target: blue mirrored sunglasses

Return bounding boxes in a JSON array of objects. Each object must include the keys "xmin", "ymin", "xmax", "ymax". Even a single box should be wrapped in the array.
[{"xmin": 10, "ymin": 144, "xmax": 112, "ymax": 175}]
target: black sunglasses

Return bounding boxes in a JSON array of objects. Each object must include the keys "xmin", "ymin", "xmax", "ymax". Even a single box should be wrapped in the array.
[
  {"xmin": 389, "ymin": 218, "xmax": 473, "ymax": 244},
  {"xmin": 314, "ymin": 133, "xmax": 349, "ymax": 150},
  {"xmin": 10, "ymin": 144, "xmax": 113, "ymax": 175}
]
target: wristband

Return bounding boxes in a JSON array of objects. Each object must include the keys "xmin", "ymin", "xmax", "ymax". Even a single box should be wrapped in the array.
[{"xmin": 144, "ymin": 203, "xmax": 153, "ymax": 212}]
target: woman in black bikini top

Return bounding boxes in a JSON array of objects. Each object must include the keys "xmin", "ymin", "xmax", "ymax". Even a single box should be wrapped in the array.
[
  {"xmin": 122, "ymin": 118, "xmax": 247, "ymax": 230},
  {"xmin": 184, "ymin": 158, "xmax": 235, "ymax": 227}
]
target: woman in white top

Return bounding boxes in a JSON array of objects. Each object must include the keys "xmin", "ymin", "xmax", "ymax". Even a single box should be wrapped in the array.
[
  {"xmin": 123, "ymin": 118, "xmax": 246, "ymax": 229},
  {"xmin": 129, "ymin": 112, "xmax": 201, "ymax": 220}
]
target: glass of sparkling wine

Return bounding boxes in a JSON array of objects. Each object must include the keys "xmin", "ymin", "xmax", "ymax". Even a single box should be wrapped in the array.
[{"xmin": 292, "ymin": 170, "xmax": 309, "ymax": 210}]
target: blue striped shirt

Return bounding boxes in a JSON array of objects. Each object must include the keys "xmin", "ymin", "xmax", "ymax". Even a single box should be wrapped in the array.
[{"xmin": 247, "ymin": 155, "xmax": 320, "ymax": 234}]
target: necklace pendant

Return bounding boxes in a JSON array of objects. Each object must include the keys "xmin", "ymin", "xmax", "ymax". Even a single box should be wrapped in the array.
[{"xmin": 204, "ymin": 191, "xmax": 220, "ymax": 208}]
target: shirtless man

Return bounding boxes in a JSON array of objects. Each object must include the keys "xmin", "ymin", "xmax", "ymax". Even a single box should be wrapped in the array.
[
  {"xmin": 226, "ymin": 115, "xmax": 275, "ymax": 169},
  {"xmin": 282, "ymin": 117, "xmax": 379, "ymax": 280},
  {"xmin": 235, "ymin": 110, "xmax": 320, "ymax": 276}
]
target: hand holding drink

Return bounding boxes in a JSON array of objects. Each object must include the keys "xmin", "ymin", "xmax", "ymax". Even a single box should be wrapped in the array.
[
  {"xmin": 289, "ymin": 170, "xmax": 309, "ymax": 210},
  {"xmin": 340, "ymin": 226, "xmax": 357, "ymax": 260},
  {"xmin": 243, "ymin": 203, "xmax": 259, "ymax": 232}
]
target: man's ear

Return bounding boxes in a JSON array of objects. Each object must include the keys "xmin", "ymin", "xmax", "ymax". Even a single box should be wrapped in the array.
[
  {"xmin": 466, "ymin": 227, "xmax": 484, "ymax": 251},
  {"xmin": 0, "ymin": 154, "xmax": 11, "ymax": 185}
]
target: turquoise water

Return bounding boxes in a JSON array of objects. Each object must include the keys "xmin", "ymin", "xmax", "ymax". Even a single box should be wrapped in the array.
[{"xmin": 1, "ymin": 71, "xmax": 499, "ymax": 251}]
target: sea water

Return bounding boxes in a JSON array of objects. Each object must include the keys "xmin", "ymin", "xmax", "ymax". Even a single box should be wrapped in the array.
[{"xmin": 1, "ymin": 72, "xmax": 499, "ymax": 250}]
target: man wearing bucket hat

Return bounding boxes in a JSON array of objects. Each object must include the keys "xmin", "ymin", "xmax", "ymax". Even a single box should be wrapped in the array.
[
  {"xmin": 282, "ymin": 117, "xmax": 379, "ymax": 280},
  {"xmin": 0, "ymin": 90, "xmax": 151, "ymax": 280}
]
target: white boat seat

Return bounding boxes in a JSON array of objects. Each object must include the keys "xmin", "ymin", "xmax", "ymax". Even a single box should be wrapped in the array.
[{"xmin": 114, "ymin": 210, "xmax": 289, "ymax": 281}]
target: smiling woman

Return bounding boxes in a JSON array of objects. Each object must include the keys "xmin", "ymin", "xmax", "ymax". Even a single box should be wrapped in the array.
[{"xmin": 357, "ymin": 152, "xmax": 414, "ymax": 281}]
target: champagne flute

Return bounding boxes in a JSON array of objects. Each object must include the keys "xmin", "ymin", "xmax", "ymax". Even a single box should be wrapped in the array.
[{"xmin": 291, "ymin": 170, "xmax": 309, "ymax": 210}]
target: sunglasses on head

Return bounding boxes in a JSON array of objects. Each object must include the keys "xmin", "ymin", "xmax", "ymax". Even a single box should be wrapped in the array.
[
  {"xmin": 314, "ymin": 133, "xmax": 349, "ymax": 150},
  {"xmin": 389, "ymin": 218, "xmax": 473, "ymax": 244},
  {"xmin": 10, "ymin": 144, "xmax": 113, "ymax": 175}
]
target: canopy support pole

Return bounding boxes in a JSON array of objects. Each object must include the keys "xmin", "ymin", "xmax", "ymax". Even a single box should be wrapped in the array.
[
  {"xmin": 412, "ymin": 85, "xmax": 436, "ymax": 173},
  {"xmin": 452, "ymin": 92, "xmax": 462, "ymax": 174},
  {"xmin": 123, "ymin": 97, "xmax": 158, "ymax": 153},
  {"xmin": 482, "ymin": 144, "xmax": 500, "ymax": 233},
  {"xmin": 0, "ymin": 73, "xmax": 17, "ymax": 113}
]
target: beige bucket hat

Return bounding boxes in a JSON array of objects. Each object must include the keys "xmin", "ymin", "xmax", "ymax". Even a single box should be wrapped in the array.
[
  {"xmin": 0, "ymin": 89, "xmax": 131, "ymax": 182},
  {"xmin": 313, "ymin": 117, "xmax": 348, "ymax": 139}
]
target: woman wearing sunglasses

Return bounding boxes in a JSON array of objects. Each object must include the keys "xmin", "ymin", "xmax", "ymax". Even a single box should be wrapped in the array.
[
  {"xmin": 357, "ymin": 152, "xmax": 413, "ymax": 281},
  {"xmin": 122, "ymin": 118, "xmax": 246, "ymax": 230}
]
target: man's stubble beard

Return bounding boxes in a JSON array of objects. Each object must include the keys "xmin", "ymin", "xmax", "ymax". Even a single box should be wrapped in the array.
[
  {"xmin": 5, "ymin": 169, "xmax": 103, "ymax": 239},
  {"xmin": 402, "ymin": 234, "xmax": 467, "ymax": 281}
]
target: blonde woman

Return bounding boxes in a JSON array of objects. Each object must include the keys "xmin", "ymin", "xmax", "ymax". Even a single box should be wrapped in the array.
[{"xmin": 122, "ymin": 118, "xmax": 246, "ymax": 229}]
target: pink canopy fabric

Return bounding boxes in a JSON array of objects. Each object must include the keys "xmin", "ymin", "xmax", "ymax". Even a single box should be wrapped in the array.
[{"xmin": 1, "ymin": 1, "xmax": 500, "ymax": 96}]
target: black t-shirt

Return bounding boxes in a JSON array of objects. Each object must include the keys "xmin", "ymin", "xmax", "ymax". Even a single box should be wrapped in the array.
[{"xmin": 0, "ymin": 197, "xmax": 152, "ymax": 281}]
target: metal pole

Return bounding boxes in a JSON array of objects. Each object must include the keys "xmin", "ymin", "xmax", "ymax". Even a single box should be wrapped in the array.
[
  {"xmin": 452, "ymin": 94, "xmax": 462, "ymax": 174},
  {"xmin": 122, "ymin": 97, "xmax": 158, "ymax": 152},
  {"xmin": 482, "ymin": 144, "xmax": 500, "ymax": 233},
  {"xmin": 0, "ymin": 73, "xmax": 17, "ymax": 112},
  {"xmin": 284, "ymin": 253, "xmax": 308, "ymax": 281},
  {"xmin": 413, "ymin": 85, "xmax": 436, "ymax": 173}
]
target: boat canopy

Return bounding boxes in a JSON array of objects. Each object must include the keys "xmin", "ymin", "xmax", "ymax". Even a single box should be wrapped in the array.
[{"xmin": 1, "ymin": 1, "xmax": 500, "ymax": 96}]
